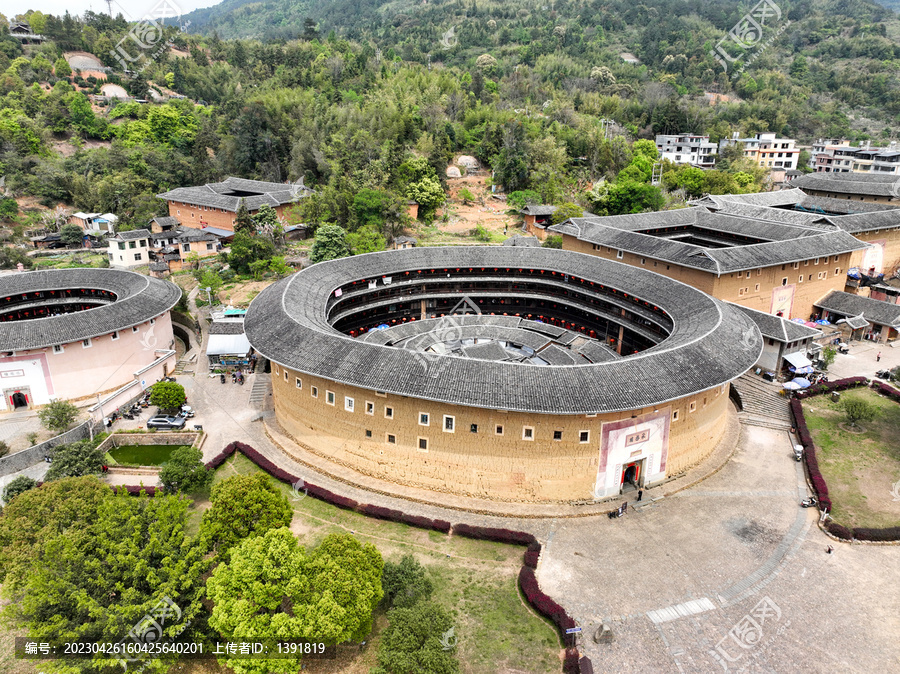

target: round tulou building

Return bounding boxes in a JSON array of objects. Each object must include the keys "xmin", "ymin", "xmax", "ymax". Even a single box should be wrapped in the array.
[
  {"xmin": 0, "ymin": 268, "xmax": 180, "ymax": 411},
  {"xmin": 245, "ymin": 247, "xmax": 762, "ymax": 503}
]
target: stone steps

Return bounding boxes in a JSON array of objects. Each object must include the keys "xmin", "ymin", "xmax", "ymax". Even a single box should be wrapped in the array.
[
  {"xmin": 733, "ymin": 373, "xmax": 794, "ymax": 427},
  {"xmin": 249, "ymin": 375, "xmax": 272, "ymax": 407}
]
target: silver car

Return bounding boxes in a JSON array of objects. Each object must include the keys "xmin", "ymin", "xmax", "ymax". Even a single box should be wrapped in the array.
[{"xmin": 146, "ymin": 415, "xmax": 187, "ymax": 430}]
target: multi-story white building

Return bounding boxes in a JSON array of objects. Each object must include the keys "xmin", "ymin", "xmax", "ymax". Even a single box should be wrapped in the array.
[
  {"xmin": 810, "ymin": 139, "xmax": 851, "ymax": 171},
  {"xmin": 720, "ymin": 132, "xmax": 800, "ymax": 171},
  {"xmin": 655, "ymin": 134, "xmax": 718, "ymax": 169},
  {"xmin": 813, "ymin": 140, "xmax": 900, "ymax": 175},
  {"xmin": 108, "ymin": 229, "xmax": 151, "ymax": 269}
]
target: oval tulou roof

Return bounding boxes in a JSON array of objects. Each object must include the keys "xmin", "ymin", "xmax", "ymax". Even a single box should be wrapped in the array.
[
  {"xmin": 0, "ymin": 268, "xmax": 181, "ymax": 351},
  {"xmin": 245, "ymin": 247, "xmax": 762, "ymax": 415}
]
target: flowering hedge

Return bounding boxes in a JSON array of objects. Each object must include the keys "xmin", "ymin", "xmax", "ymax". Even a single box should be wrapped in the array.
[
  {"xmin": 524, "ymin": 541, "xmax": 542, "ymax": 569},
  {"xmin": 789, "ymin": 398, "xmax": 832, "ymax": 511},
  {"xmin": 793, "ymin": 378, "xmax": 900, "ymax": 542},
  {"xmin": 452, "ymin": 523, "xmax": 538, "ymax": 546},
  {"xmin": 873, "ymin": 381, "xmax": 900, "ymax": 403},
  {"xmin": 563, "ymin": 648, "xmax": 581, "ymax": 673},
  {"xmin": 518, "ymin": 566, "xmax": 578, "ymax": 647},
  {"xmin": 794, "ymin": 376, "xmax": 868, "ymax": 400}
]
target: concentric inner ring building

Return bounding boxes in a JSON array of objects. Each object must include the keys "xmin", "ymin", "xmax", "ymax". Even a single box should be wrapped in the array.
[
  {"xmin": 0, "ymin": 269, "xmax": 180, "ymax": 411},
  {"xmin": 246, "ymin": 248, "xmax": 762, "ymax": 502}
]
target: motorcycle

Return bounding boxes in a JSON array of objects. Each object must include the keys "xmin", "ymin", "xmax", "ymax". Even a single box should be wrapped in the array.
[
  {"xmin": 876, "ymin": 369, "xmax": 893, "ymax": 380},
  {"xmin": 801, "ymin": 496, "xmax": 818, "ymax": 508},
  {"xmin": 220, "ymin": 373, "xmax": 226, "ymax": 384},
  {"xmin": 793, "ymin": 445, "xmax": 803, "ymax": 462},
  {"xmin": 122, "ymin": 412, "xmax": 134, "ymax": 420},
  {"xmin": 180, "ymin": 405, "xmax": 195, "ymax": 418}
]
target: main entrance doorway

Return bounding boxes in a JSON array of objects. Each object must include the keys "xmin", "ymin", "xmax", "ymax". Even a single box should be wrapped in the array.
[
  {"xmin": 4, "ymin": 388, "xmax": 31, "ymax": 410},
  {"xmin": 620, "ymin": 459, "xmax": 644, "ymax": 493}
]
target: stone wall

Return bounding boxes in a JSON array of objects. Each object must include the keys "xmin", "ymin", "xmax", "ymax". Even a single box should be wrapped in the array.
[
  {"xmin": 270, "ymin": 364, "xmax": 732, "ymax": 503},
  {"xmin": 0, "ymin": 420, "xmax": 98, "ymax": 477}
]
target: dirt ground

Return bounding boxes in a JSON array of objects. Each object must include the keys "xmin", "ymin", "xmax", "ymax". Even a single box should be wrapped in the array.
[
  {"xmin": 218, "ymin": 280, "xmax": 273, "ymax": 307},
  {"xmin": 435, "ymin": 174, "xmax": 518, "ymax": 237}
]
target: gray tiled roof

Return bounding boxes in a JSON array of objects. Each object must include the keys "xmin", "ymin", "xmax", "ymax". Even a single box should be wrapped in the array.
[
  {"xmin": 550, "ymin": 210, "xmax": 867, "ymax": 273},
  {"xmin": 157, "ymin": 176, "xmax": 311, "ymax": 212},
  {"xmin": 151, "ymin": 216, "xmax": 179, "ymax": 228},
  {"xmin": 112, "ymin": 228, "xmax": 151, "ymax": 241},
  {"xmin": 699, "ymin": 190, "xmax": 808, "ymax": 208},
  {"xmin": 839, "ymin": 315, "xmax": 870, "ymax": 330},
  {"xmin": 728, "ymin": 303, "xmax": 821, "ymax": 343},
  {"xmin": 791, "ymin": 173, "xmax": 900, "ymax": 198},
  {"xmin": 521, "ymin": 205, "xmax": 557, "ymax": 216},
  {"xmin": 706, "ymin": 201, "xmax": 832, "ymax": 228},
  {"xmin": 244, "ymin": 247, "xmax": 762, "ymax": 414},
  {"xmin": 0, "ymin": 269, "xmax": 181, "ymax": 350},
  {"xmin": 815, "ymin": 291, "xmax": 900, "ymax": 328},
  {"xmin": 209, "ymin": 320, "xmax": 246, "ymax": 335},
  {"xmin": 829, "ymin": 209, "xmax": 900, "ymax": 234},
  {"xmin": 502, "ymin": 234, "xmax": 540, "ymax": 247},
  {"xmin": 149, "ymin": 261, "xmax": 170, "ymax": 271}
]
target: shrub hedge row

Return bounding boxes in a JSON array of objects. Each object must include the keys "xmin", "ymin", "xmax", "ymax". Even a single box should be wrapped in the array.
[
  {"xmin": 789, "ymin": 398, "xmax": 832, "ymax": 512},
  {"xmin": 792, "ymin": 378, "xmax": 900, "ymax": 542},
  {"xmin": 518, "ymin": 566, "xmax": 578, "ymax": 648},
  {"xmin": 794, "ymin": 376, "xmax": 868, "ymax": 400},
  {"xmin": 873, "ymin": 381, "xmax": 900, "ymax": 403},
  {"xmin": 122, "ymin": 440, "xmax": 586, "ymax": 669}
]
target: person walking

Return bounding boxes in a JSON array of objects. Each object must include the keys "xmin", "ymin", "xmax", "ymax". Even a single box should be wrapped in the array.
[
  {"xmin": 877, "ymin": 351, "xmax": 882, "ymax": 362},
  {"xmin": 637, "ymin": 489, "xmax": 643, "ymax": 502}
]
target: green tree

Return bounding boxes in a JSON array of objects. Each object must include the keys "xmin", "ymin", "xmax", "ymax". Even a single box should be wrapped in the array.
[
  {"xmin": 229, "ymin": 232, "xmax": 276, "ymax": 275},
  {"xmin": 207, "ymin": 529, "xmax": 384, "ymax": 674},
  {"xmin": 382, "ymin": 555, "xmax": 434, "ymax": 609},
  {"xmin": 53, "ymin": 56, "xmax": 71, "ymax": 79},
  {"xmin": 2, "ymin": 476, "xmax": 36, "ymax": 504},
  {"xmin": 150, "ymin": 381, "xmax": 186, "ymax": 411},
  {"xmin": 37, "ymin": 399, "xmax": 79, "ymax": 433},
  {"xmin": 199, "ymin": 269, "xmax": 223, "ymax": 297},
  {"xmin": 505, "ymin": 190, "xmax": 542, "ymax": 210},
  {"xmin": 347, "ymin": 224, "xmax": 386, "ymax": 255},
  {"xmin": 377, "ymin": 601, "xmax": 459, "ymax": 674},
  {"xmin": 200, "ymin": 473, "xmax": 292, "ymax": 560},
  {"xmin": 405, "ymin": 178, "xmax": 445, "ymax": 221},
  {"xmin": 0, "ymin": 440, "xmax": 7, "ymax": 458},
  {"xmin": 45, "ymin": 438, "xmax": 104, "ymax": 480},
  {"xmin": 550, "ymin": 202, "xmax": 583, "ymax": 225},
  {"xmin": 311, "ymin": 223, "xmax": 351, "ymax": 263},
  {"xmin": 268, "ymin": 256, "xmax": 293, "ymax": 277},
  {"xmin": 822, "ymin": 345, "xmax": 837, "ymax": 369},
  {"xmin": 252, "ymin": 203, "xmax": 279, "ymax": 234},
  {"xmin": 0, "ymin": 247, "xmax": 32, "ymax": 270},
  {"xmin": 59, "ymin": 223, "xmax": 84, "ymax": 247},
  {"xmin": 605, "ymin": 180, "xmax": 665, "ymax": 215},
  {"xmin": 159, "ymin": 446, "xmax": 212, "ymax": 494},
  {"xmin": 0, "ymin": 479, "xmax": 206, "ymax": 672},
  {"xmin": 234, "ymin": 199, "xmax": 255, "ymax": 235},
  {"xmin": 457, "ymin": 187, "xmax": 475, "ymax": 204},
  {"xmin": 0, "ymin": 197, "xmax": 17, "ymax": 220},
  {"xmin": 542, "ymin": 234, "xmax": 563, "ymax": 249},
  {"xmin": 841, "ymin": 396, "xmax": 878, "ymax": 428}
]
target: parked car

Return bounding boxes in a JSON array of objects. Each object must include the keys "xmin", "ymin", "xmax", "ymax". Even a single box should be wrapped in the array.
[{"xmin": 147, "ymin": 415, "xmax": 187, "ymax": 430}]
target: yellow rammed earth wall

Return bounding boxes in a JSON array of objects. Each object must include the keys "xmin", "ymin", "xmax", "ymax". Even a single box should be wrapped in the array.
[{"xmin": 269, "ymin": 364, "xmax": 733, "ymax": 503}]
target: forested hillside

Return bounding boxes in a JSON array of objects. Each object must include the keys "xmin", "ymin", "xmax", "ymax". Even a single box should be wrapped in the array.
[{"xmin": 0, "ymin": 0, "xmax": 897, "ymax": 254}]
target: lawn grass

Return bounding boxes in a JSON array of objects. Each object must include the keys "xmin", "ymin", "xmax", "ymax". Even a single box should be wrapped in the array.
[
  {"xmin": 182, "ymin": 454, "xmax": 560, "ymax": 674},
  {"xmin": 802, "ymin": 388, "xmax": 900, "ymax": 529},
  {"xmin": 108, "ymin": 443, "xmax": 186, "ymax": 466}
]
